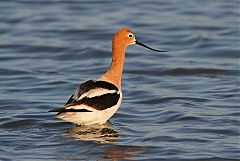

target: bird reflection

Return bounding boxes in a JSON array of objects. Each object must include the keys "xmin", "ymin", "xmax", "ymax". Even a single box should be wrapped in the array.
[
  {"xmin": 68, "ymin": 121, "xmax": 119, "ymax": 144},
  {"xmin": 102, "ymin": 146, "xmax": 145, "ymax": 161},
  {"xmin": 67, "ymin": 122, "xmax": 146, "ymax": 160}
]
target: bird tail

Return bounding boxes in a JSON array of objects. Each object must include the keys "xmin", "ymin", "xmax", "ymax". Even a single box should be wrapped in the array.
[{"xmin": 48, "ymin": 108, "xmax": 66, "ymax": 113}]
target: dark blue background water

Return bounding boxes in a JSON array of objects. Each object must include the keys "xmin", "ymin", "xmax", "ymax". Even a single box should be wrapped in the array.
[{"xmin": 0, "ymin": 0, "xmax": 239, "ymax": 160}]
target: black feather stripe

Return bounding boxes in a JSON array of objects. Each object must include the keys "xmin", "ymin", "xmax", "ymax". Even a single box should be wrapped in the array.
[
  {"xmin": 47, "ymin": 80, "xmax": 120, "ymax": 113},
  {"xmin": 74, "ymin": 80, "xmax": 95, "ymax": 99},
  {"xmin": 74, "ymin": 80, "xmax": 119, "ymax": 99},
  {"xmin": 49, "ymin": 107, "xmax": 92, "ymax": 115},
  {"xmin": 65, "ymin": 94, "xmax": 74, "ymax": 105},
  {"xmin": 94, "ymin": 81, "xmax": 118, "ymax": 91},
  {"xmin": 65, "ymin": 80, "xmax": 119, "ymax": 106},
  {"xmin": 48, "ymin": 108, "xmax": 65, "ymax": 112},
  {"xmin": 67, "ymin": 92, "xmax": 120, "ymax": 111}
]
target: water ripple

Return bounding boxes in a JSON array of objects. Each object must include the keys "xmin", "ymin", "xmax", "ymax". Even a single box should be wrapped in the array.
[
  {"xmin": 0, "ymin": 0, "xmax": 239, "ymax": 160},
  {"xmin": 127, "ymin": 68, "xmax": 237, "ymax": 77}
]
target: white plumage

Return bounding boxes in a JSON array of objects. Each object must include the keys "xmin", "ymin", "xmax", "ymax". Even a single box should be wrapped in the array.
[{"xmin": 78, "ymin": 88, "xmax": 118, "ymax": 100}]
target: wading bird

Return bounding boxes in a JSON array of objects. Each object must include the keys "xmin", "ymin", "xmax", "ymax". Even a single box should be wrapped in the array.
[{"xmin": 49, "ymin": 28, "xmax": 166, "ymax": 125}]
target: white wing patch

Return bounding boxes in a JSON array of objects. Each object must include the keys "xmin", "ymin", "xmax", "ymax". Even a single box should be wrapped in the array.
[
  {"xmin": 77, "ymin": 88, "xmax": 118, "ymax": 100},
  {"xmin": 65, "ymin": 104, "xmax": 97, "ymax": 112}
]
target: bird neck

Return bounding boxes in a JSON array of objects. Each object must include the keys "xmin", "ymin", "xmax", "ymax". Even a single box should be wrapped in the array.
[{"xmin": 103, "ymin": 43, "xmax": 126, "ymax": 88}]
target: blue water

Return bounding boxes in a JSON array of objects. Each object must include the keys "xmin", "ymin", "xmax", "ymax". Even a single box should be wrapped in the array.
[{"xmin": 0, "ymin": 0, "xmax": 239, "ymax": 160}]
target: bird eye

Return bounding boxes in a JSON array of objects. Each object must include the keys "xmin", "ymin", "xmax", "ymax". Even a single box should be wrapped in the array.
[{"xmin": 128, "ymin": 34, "xmax": 133, "ymax": 38}]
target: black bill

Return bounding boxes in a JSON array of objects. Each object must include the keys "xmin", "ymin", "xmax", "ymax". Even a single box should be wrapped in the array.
[{"xmin": 135, "ymin": 40, "xmax": 167, "ymax": 52}]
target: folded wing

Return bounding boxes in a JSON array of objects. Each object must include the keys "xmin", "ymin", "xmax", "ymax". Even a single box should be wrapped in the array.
[{"xmin": 49, "ymin": 80, "xmax": 120, "ymax": 114}]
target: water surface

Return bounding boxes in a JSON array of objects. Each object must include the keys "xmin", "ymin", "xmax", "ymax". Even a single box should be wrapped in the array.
[{"xmin": 0, "ymin": 0, "xmax": 239, "ymax": 160}]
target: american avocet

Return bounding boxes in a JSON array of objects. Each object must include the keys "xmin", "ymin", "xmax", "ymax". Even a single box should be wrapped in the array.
[{"xmin": 49, "ymin": 28, "xmax": 166, "ymax": 125}]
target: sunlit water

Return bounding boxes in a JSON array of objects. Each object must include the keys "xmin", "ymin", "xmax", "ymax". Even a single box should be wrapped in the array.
[{"xmin": 0, "ymin": 0, "xmax": 239, "ymax": 160}]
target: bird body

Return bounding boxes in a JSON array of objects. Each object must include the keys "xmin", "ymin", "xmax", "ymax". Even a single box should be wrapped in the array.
[
  {"xmin": 52, "ymin": 80, "xmax": 122, "ymax": 125},
  {"xmin": 49, "ymin": 28, "xmax": 165, "ymax": 125}
]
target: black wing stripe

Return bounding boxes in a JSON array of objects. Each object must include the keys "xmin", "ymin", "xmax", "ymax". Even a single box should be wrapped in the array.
[
  {"xmin": 49, "ymin": 81, "xmax": 119, "ymax": 113},
  {"xmin": 94, "ymin": 81, "xmax": 118, "ymax": 91},
  {"xmin": 65, "ymin": 94, "xmax": 74, "ymax": 105},
  {"xmin": 75, "ymin": 80, "xmax": 118, "ymax": 98},
  {"xmin": 74, "ymin": 80, "xmax": 95, "ymax": 99},
  {"xmin": 49, "ymin": 107, "xmax": 92, "ymax": 115},
  {"xmin": 66, "ymin": 80, "xmax": 119, "ymax": 106},
  {"xmin": 60, "ymin": 109, "xmax": 92, "ymax": 112},
  {"xmin": 67, "ymin": 92, "xmax": 120, "ymax": 111}
]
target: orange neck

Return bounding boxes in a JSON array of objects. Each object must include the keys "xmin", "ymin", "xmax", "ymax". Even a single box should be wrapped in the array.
[{"xmin": 102, "ymin": 42, "xmax": 127, "ymax": 88}]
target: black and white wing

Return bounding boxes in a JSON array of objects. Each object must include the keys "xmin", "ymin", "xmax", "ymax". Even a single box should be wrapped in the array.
[{"xmin": 49, "ymin": 80, "xmax": 120, "ymax": 114}]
